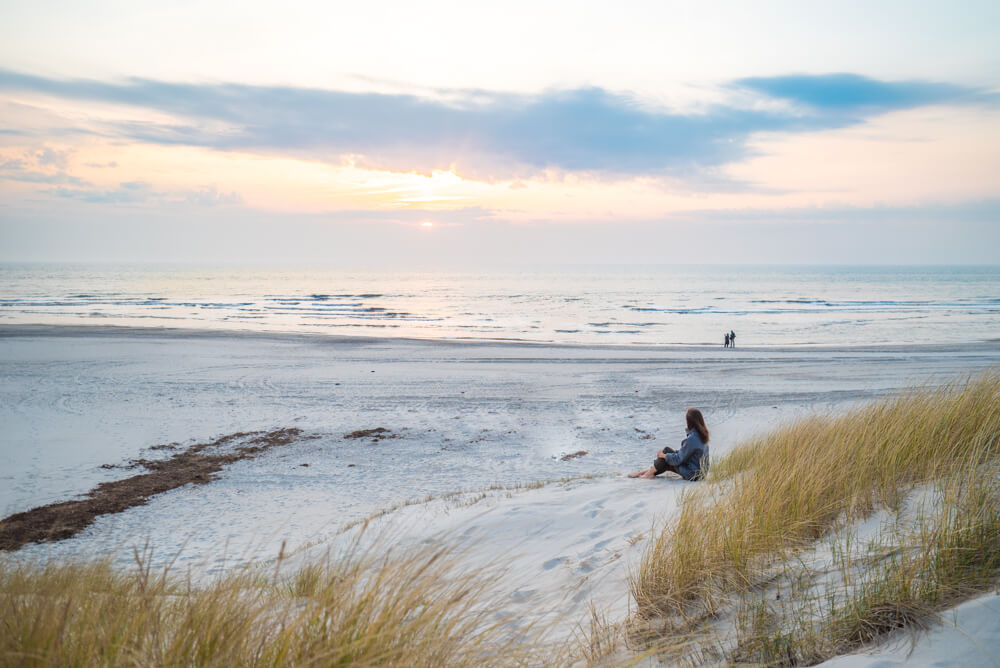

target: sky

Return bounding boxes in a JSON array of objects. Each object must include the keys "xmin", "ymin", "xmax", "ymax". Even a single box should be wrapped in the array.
[{"xmin": 1, "ymin": 0, "xmax": 999, "ymax": 265}]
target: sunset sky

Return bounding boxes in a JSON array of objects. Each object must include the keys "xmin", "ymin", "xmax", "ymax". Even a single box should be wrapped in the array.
[{"xmin": 1, "ymin": 0, "xmax": 998, "ymax": 265}]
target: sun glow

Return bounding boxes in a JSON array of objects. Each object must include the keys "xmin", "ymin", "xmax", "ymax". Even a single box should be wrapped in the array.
[{"xmin": 420, "ymin": 221, "xmax": 434, "ymax": 228}]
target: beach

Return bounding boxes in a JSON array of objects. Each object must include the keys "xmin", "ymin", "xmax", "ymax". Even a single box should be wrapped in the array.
[
  {"xmin": 3, "ymin": 324, "xmax": 1000, "ymax": 662},
  {"xmin": 4, "ymin": 1, "xmax": 998, "ymax": 661}
]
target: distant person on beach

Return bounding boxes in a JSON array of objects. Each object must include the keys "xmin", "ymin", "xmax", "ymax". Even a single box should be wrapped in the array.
[
  {"xmin": 724, "ymin": 332, "xmax": 730, "ymax": 348},
  {"xmin": 628, "ymin": 408, "xmax": 710, "ymax": 480},
  {"xmin": 730, "ymin": 330, "xmax": 736, "ymax": 348}
]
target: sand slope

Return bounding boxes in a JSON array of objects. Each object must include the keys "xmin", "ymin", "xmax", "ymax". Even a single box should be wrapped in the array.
[{"xmin": 2, "ymin": 326, "xmax": 999, "ymax": 664}]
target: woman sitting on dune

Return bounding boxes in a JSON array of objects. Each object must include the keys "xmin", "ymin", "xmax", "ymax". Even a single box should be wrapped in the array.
[{"xmin": 629, "ymin": 408, "xmax": 710, "ymax": 480}]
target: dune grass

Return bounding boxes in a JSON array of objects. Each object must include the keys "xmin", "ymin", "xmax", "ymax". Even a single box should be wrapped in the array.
[
  {"xmin": 5, "ymin": 373, "xmax": 1000, "ymax": 666},
  {"xmin": 0, "ymin": 535, "xmax": 556, "ymax": 667},
  {"xmin": 628, "ymin": 371, "xmax": 1000, "ymax": 665},
  {"xmin": 1, "ymin": 475, "xmax": 613, "ymax": 668}
]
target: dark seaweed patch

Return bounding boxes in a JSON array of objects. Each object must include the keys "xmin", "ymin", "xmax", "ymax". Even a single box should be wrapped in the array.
[{"xmin": 0, "ymin": 428, "xmax": 311, "ymax": 551}]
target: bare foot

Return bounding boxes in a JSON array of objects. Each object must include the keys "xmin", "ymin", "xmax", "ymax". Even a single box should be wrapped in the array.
[
  {"xmin": 627, "ymin": 470, "xmax": 644, "ymax": 478},
  {"xmin": 639, "ymin": 470, "xmax": 657, "ymax": 479}
]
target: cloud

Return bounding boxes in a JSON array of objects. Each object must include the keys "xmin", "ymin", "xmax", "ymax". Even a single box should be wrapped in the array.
[
  {"xmin": 47, "ymin": 181, "xmax": 243, "ymax": 206},
  {"xmin": 0, "ymin": 69, "xmax": 991, "ymax": 181},
  {"xmin": 34, "ymin": 146, "xmax": 71, "ymax": 169},
  {"xmin": 734, "ymin": 73, "xmax": 982, "ymax": 115},
  {"xmin": 1, "ymin": 170, "xmax": 88, "ymax": 185},
  {"xmin": 0, "ymin": 151, "xmax": 89, "ymax": 185},
  {"xmin": 0, "ymin": 141, "xmax": 239, "ymax": 205},
  {"xmin": 183, "ymin": 186, "xmax": 244, "ymax": 207},
  {"xmin": 47, "ymin": 180, "xmax": 154, "ymax": 203}
]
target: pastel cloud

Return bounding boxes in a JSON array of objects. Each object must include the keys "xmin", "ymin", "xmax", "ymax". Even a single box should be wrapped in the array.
[
  {"xmin": 47, "ymin": 181, "xmax": 243, "ymax": 206},
  {"xmin": 0, "ymin": 150, "xmax": 89, "ymax": 186},
  {"xmin": 0, "ymin": 69, "xmax": 990, "ymax": 184},
  {"xmin": 734, "ymin": 73, "xmax": 982, "ymax": 114}
]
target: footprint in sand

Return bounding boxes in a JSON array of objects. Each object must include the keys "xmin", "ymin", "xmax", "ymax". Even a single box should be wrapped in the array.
[
  {"xmin": 593, "ymin": 538, "xmax": 613, "ymax": 551},
  {"xmin": 543, "ymin": 557, "xmax": 568, "ymax": 570},
  {"xmin": 578, "ymin": 538, "xmax": 613, "ymax": 559},
  {"xmin": 509, "ymin": 588, "xmax": 537, "ymax": 601}
]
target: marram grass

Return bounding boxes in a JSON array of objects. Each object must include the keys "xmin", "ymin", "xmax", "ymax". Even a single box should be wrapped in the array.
[
  {"xmin": 627, "ymin": 371, "xmax": 1000, "ymax": 666},
  {"xmin": 0, "ymin": 537, "xmax": 557, "ymax": 667},
  {"xmin": 4, "ymin": 372, "xmax": 1000, "ymax": 667}
]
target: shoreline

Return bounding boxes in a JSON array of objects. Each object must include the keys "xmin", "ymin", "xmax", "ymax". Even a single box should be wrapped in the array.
[{"xmin": 3, "ymin": 322, "xmax": 999, "ymax": 354}]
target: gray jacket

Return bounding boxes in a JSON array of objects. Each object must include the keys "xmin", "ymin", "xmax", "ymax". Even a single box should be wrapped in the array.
[{"xmin": 664, "ymin": 429, "xmax": 709, "ymax": 480}]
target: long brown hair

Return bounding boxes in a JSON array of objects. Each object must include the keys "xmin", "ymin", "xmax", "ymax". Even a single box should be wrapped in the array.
[{"xmin": 686, "ymin": 408, "xmax": 709, "ymax": 443}]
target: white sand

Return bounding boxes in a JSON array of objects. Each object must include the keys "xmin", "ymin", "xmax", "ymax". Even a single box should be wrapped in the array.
[
  {"xmin": 2, "ymin": 325, "xmax": 999, "ymax": 663},
  {"xmin": 818, "ymin": 593, "xmax": 1000, "ymax": 667},
  {"xmin": 284, "ymin": 476, "xmax": 684, "ymax": 644}
]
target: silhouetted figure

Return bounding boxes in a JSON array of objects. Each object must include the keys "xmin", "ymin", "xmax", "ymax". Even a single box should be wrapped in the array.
[
  {"xmin": 730, "ymin": 330, "xmax": 736, "ymax": 348},
  {"xmin": 724, "ymin": 333, "xmax": 730, "ymax": 348}
]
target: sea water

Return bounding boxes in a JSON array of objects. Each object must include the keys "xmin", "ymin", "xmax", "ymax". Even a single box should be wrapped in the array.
[{"xmin": 2, "ymin": 264, "xmax": 998, "ymax": 346}]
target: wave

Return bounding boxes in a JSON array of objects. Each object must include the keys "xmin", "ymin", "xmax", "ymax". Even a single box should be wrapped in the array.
[
  {"xmin": 1, "ymin": 265, "xmax": 998, "ymax": 346},
  {"xmin": 629, "ymin": 299, "xmax": 999, "ymax": 316}
]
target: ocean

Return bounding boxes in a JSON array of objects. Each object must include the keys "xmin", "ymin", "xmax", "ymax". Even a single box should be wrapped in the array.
[{"xmin": 1, "ymin": 264, "xmax": 998, "ymax": 346}]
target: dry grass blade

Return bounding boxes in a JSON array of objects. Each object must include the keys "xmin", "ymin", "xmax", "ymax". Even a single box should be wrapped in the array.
[
  {"xmin": 628, "ymin": 370, "xmax": 1000, "ymax": 665},
  {"xmin": 0, "ymin": 533, "xmax": 554, "ymax": 667}
]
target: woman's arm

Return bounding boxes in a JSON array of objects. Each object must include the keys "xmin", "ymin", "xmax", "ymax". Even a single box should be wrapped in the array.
[{"xmin": 663, "ymin": 435, "xmax": 699, "ymax": 467}]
